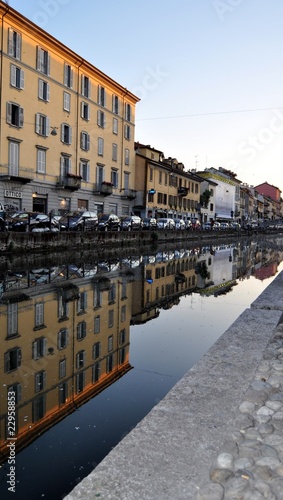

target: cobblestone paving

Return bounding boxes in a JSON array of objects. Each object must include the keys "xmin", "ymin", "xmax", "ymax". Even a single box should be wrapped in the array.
[{"xmin": 196, "ymin": 322, "xmax": 283, "ymax": 499}]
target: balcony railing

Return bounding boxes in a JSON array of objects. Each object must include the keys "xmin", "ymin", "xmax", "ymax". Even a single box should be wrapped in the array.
[
  {"xmin": 0, "ymin": 165, "xmax": 33, "ymax": 184},
  {"xmin": 120, "ymin": 188, "xmax": 136, "ymax": 200},
  {"xmin": 177, "ymin": 187, "xmax": 189, "ymax": 197},
  {"xmin": 93, "ymin": 182, "xmax": 113, "ymax": 196},
  {"xmin": 56, "ymin": 175, "xmax": 81, "ymax": 190}
]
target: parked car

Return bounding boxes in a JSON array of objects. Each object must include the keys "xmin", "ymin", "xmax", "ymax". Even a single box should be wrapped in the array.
[
  {"xmin": 220, "ymin": 222, "xmax": 230, "ymax": 230},
  {"xmin": 142, "ymin": 217, "xmax": 157, "ymax": 230},
  {"xmin": 7, "ymin": 212, "xmax": 43, "ymax": 232},
  {"xmin": 120, "ymin": 215, "xmax": 142, "ymax": 231},
  {"xmin": 60, "ymin": 211, "xmax": 98, "ymax": 231},
  {"xmin": 230, "ymin": 222, "xmax": 241, "ymax": 230},
  {"xmin": 30, "ymin": 214, "xmax": 61, "ymax": 232},
  {"xmin": 156, "ymin": 218, "xmax": 175, "ymax": 230},
  {"xmin": 174, "ymin": 219, "xmax": 186, "ymax": 230},
  {"xmin": 202, "ymin": 222, "xmax": 212, "ymax": 230},
  {"xmin": 98, "ymin": 213, "xmax": 120, "ymax": 231},
  {"xmin": 185, "ymin": 220, "xmax": 192, "ymax": 230}
]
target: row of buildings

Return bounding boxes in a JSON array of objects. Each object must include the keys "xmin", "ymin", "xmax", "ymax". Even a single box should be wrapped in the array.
[{"xmin": 0, "ymin": 3, "xmax": 282, "ymax": 223}]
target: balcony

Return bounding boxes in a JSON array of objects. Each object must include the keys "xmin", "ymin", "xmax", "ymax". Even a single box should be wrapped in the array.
[
  {"xmin": 0, "ymin": 166, "xmax": 33, "ymax": 184},
  {"xmin": 177, "ymin": 187, "xmax": 189, "ymax": 197},
  {"xmin": 56, "ymin": 174, "xmax": 81, "ymax": 191},
  {"xmin": 120, "ymin": 188, "xmax": 136, "ymax": 200},
  {"xmin": 93, "ymin": 182, "xmax": 113, "ymax": 196}
]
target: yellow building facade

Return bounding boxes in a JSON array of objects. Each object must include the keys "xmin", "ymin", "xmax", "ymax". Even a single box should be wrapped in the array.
[{"xmin": 0, "ymin": 4, "xmax": 139, "ymax": 215}]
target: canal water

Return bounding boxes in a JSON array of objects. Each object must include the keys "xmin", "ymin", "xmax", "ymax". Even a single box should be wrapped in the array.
[{"xmin": 1, "ymin": 237, "xmax": 283, "ymax": 499}]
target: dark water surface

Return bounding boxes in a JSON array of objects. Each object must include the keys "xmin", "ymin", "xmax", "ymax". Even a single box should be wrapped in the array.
[{"xmin": 1, "ymin": 239, "xmax": 283, "ymax": 499}]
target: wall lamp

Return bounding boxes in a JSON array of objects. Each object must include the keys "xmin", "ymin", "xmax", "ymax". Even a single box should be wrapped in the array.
[{"xmin": 51, "ymin": 127, "xmax": 58, "ymax": 136}]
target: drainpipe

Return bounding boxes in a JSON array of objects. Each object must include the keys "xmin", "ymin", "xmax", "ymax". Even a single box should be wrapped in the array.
[{"xmin": 75, "ymin": 58, "xmax": 84, "ymax": 177}]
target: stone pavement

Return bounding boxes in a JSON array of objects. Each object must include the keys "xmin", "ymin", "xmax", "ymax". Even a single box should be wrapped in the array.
[{"xmin": 64, "ymin": 272, "xmax": 283, "ymax": 500}]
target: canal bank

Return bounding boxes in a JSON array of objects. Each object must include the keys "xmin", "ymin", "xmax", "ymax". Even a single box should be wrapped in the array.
[{"xmin": 64, "ymin": 270, "xmax": 283, "ymax": 500}]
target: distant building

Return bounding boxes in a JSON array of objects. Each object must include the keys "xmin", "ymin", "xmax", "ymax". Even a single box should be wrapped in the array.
[{"xmin": 254, "ymin": 182, "xmax": 282, "ymax": 219}]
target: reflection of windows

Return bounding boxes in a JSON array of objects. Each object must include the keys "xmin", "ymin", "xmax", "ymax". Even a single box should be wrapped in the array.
[
  {"xmin": 58, "ymin": 293, "xmax": 69, "ymax": 318},
  {"xmin": 108, "ymin": 283, "xmax": 116, "ymax": 303},
  {"xmin": 8, "ymin": 383, "xmax": 22, "ymax": 404},
  {"xmin": 77, "ymin": 291, "xmax": 87, "ymax": 313},
  {"xmin": 119, "ymin": 329, "xmax": 126, "ymax": 345},
  {"xmin": 121, "ymin": 305, "xmax": 126, "ymax": 322},
  {"xmin": 76, "ymin": 371, "xmax": 86, "ymax": 393},
  {"xmin": 108, "ymin": 335, "xmax": 113, "ymax": 352},
  {"xmin": 35, "ymin": 302, "xmax": 44, "ymax": 328},
  {"xmin": 77, "ymin": 321, "xmax": 87, "ymax": 341},
  {"xmin": 76, "ymin": 350, "xmax": 86, "ymax": 369},
  {"xmin": 119, "ymin": 348, "xmax": 126, "ymax": 364},
  {"xmin": 94, "ymin": 316, "xmax": 100, "ymax": 334},
  {"xmin": 121, "ymin": 280, "xmax": 127, "ymax": 299},
  {"xmin": 92, "ymin": 362, "xmax": 100, "ymax": 383},
  {"xmin": 59, "ymin": 381, "xmax": 68, "ymax": 406},
  {"xmin": 106, "ymin": 354, "xmax": 114, "ymax": 373},
  {"xmin": 35, "ymin": 370, "xmax": 46, "ymax": 392},
  {"xmin": 4, "ymin": 348, "xmax": 21, "ymax": 373},
  {"xmin": 108, "ymin": 310, "xmax": 114, "ymax": 328},
  {"xmin": 32, "ymin": 337, "xmax": 47, "ymax": 360},
  {"xmin": 32, "ymin": 395, "xmax": 46, "ymax": 422},
  {"xmin": 7, "ymin": 303, "xmax": 18, "ymax": 337},
  {"xmin": 58, "ymin": 329, "xmax": 68, "ymax": 350},
  {"xmin": 93, "ymin": 342, "xmax": 101, "ymax": 360},
  {"xmin": 93, "ymin": 284, "xmax": 102, "ymax": 308},
  {"xmin": 10, "ymin": 64, "xmax": 24, "ymax": 89},
  {"xmin": 59, "ymin": 359, "xmax": 66, "ymax": 379}
]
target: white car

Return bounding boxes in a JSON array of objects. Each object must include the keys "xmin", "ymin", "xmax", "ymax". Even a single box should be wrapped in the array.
[
  {"xmin": 174, "ymin": 219, "xmax": 186, "ymax": 230},
  {"xmin": 156, "ymin": 218, "xmax": 175, "ymax": 230}
]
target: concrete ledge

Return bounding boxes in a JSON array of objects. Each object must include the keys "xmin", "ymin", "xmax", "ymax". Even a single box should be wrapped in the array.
[{"xmin": 64, "ymin": 273, "xmax": 283, "ymax": 500}]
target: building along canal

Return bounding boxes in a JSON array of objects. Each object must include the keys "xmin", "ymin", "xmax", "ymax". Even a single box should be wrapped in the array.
[{"xmin": 1, "ymin": 235, "xmax": 283, "ymax": 499}]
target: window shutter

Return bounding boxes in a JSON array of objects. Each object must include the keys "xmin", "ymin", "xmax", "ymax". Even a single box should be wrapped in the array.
[
  {"xmin": 19, "ymin": 107, "xmax": 24, "ymax": 128},
  {"xmin": 47, "ymin": 54, "xmax": 50, "ymax": 76},
  {"xmin": 70, "ymin": 68, "xmax": 73, "ymax": 88},
  {"xmin": 69, "ymin": 127, "xmax": 72, "ymax": 145},
  {"xmin": 35, "ymin": 113, "xmax": 40, "ymax": 134},
  {"xmin": 36, "ymin": 46, "xmax": 41, "ymax": 71},
  {"xmin": 10, "ymin": 65, "xmax": 16, "ymax": 86},
  {"xmin": 4, "ymin": 352, "xmax": 10, "ymax": 372},
  {"xmin": 17, "ymin": 384, "xmax": 22, "ymax": 403},
  {"xmin": 81, "ymin": 101, "xmax": 84, "ymax": 118},
  {"xmin": 16, "ymin": 35, "xmax": 21, "ymax": 60},
  {"xmin": 46, "ymin": 116, "xmax": 50, "ymax": 136},
  {"xmin": 61, "ymin": 124, "xmax": 64, "ymax": 142},
  {"xmin": 47, "ymin": 83, "xmax": 50, "ymax": 101},
  {"xmin": 42, "ymin": 371, "xmax": 46, "ymax": 389},
  {"xmin": 38, "ymin": 79, "xmax": 43, "ymax": 99},
  {"xmin": 86, "ymin": 134, "xmax": 90, "ymax": 151},
  {"xmin": 6, "ymin": 102, "xmax": 12, "ymax": 124},
  {"xmin": 8, "ymin": 28, "xmax": 13, "ymax": 56},
  {"xmin": 35, "ymin": 373, "xmax": 40, "ymax": 392},
  {"xmin": 20, "ymin": 69, "xmax": 24, "ymax": 89},
  {"xmin": 33, "ymin": 341, "xmax": 38, "ymax": 360},
  {"xmin": 43, "ymin": 338, "xmax": 47, "ymax": 356},
  {"xmin": 80, "ymin": 132, "xmax": 84, "ymax": 149}
]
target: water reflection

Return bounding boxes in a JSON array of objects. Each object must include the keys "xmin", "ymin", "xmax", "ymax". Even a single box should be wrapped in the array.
[{"xmin": 1, "ymin": 237, "xmax": 283, "ymax": 498}]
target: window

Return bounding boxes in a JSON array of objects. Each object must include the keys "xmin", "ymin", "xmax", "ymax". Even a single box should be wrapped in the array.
[
  {"xmin": 98, "ymin": 85, "xmax": 106, "ymax": 107},
  {"xmin": 125, "ymin": 148, "xmax": 129, "ymax": 165},
  {"xmin": 59, "ymin": 381, "xmax": 68, "ymax": 406},
  {"xmin": 106, "ymin": 354, "xmax": 114, "ymax": 373},
  {"xmin": 6, "ymin": 102, "xmax": 24, "ymax": 127},
  {"xmin": 4, "ymin": 348, "xmax": 21, "ymax": 373},
  {"xmin": 63, "ymin": 92, "xmax": 71, "ymax": 112},
  {"xmin": 36, "ymin": 113, "xmax": 49, "ymax": 136},
  {"xmin": 93, "ymin": 283, "xmax": 102, "ymax": 308},
  {"xmin": 64, "ymin": 63, "xmax": 73, "ymax": 88},
  {"xmin": 8, "ymin": 29, "xmax": 21, "ymax": 59},
  {"xmin": 35, "ymin": 370, "xmax": 46, "ymax": 393},
  {"xmin": 119, "ymin": 329, "xmax": 126, "ymax": 345},
  {"xmin": 77, "ymin": 291, "xmax": 87, "ymax": 313},
  {"xmin": 80, "ymin": 131, "xmax": 90, "ymax": 151},
  {"xmin": 76, "ymin": 350, "xmax": 86, "ymax": 369},
  {"xmin": 159, "ymin": 171, "xmax": 162, "ymax": 184},
  {"xmin": 93, "ymin": 342, "xmax": 101, "ymax": 360},
  {"xmin": 80, "ymin": 160, "xmax": 90, "ymax": 182},
  {"xmin": 58, "ymin": 329, "xmax": 68, "ymax": 350},
  {"xmin": 8, "ymin": 383, "xmax": 22, "ymax": 405},
  {"xmin": 112, "ymin": 95, "xmax": 119, "ymax": 115},
  {"xmin": 77, "ymin": 321, "xmax": 87, "ymax": 341},
  {"xmin": 98, "ymin": 137, "xmax": 104, "ymax": 156},
  {"xmin": 121, "ymin": 305, "xmax": 126, "ymax": 322},
  {"xmin": 61, "ymin": 123, "xmax": 72, "ymax": 144},
  {"xmin": 33, "ymin": 395, "xmax": 46, "ymax": 422},
  {"xmin": 60, "ymin": 155, "xmax": 71, "ymax": 178},
  {"xmin": 112, "ymin": 143, "xmax": 118, "ymax": 161},
  {"xmin": 81, "ymin": 101, "xmax": 90, "ymax": 120},
  {"xmin": 37, "ymin": 148, "xmax": 46, "ymax": 174},
  {"xmin": 97, "ymin": 110, "xmax": 105, "ymax": 128},
  {"xmin": 59, "ymin": 359, "xmax": 66, "ymax": 379},
  {"xmin": 108, "ymin": 310, "xmax": 114, "ymax": 328},
  {"xmin": 113, "ymin": 117, "xmax": 118, "ymax": 135},
  {"xmin": 124, "ymin": 124, "xmax": 131, "ymax": 140},
  {"xmin": 10, "ymin": 64, "xmax": 24, "ymax": 89},
  {"xmin": 94, "ymin": 315, "xmax": 100, "ymax": 334},
  {"xmin": 81, "ymin": 75, "xmax": 90, "ymax": 98},
  {"xmin": 108, "ymin": 335, "xmax": 113, "ymax": 352},
  {"xmin": 35, "ymin": 303, "xmax": 44, "ymax": 328},
  {"xmin": 108, "ymin": 283, "xmax": 116, "ymax": 303},
  {"xmin": 76, "ymin": 371, "xmax": 86, "ymax": 393},
  {"xmin": 124, "ymin": 172, "xmax": 129, "ymax": 190},
  {"xmin": 32, "ymin": 337, "xmax": 47, "ymax": 360},
  {"xmin": 38, "ymin": 79, "xmax": 50, "ymax": 101},
  {"xmin": 7, "ymin": 303, "xmax": 18, "ymax": 338},
  {"xmin": 8, "ymin": 140, "xmax": 19, "ymax": 175},
  {"xmin": 119, "ymin": 348, "xmax": 126, "ymax": 365},
  {"xmin": 125, "ymin": 103, "xmax": 131, "ymax": 121},
  {"xmin": 36, "ymin": 47, "xmax": 50, "ymax": 75},
  {"xmin": 111, "ymin": 169, "xmax": 118, "ymax": 188}
]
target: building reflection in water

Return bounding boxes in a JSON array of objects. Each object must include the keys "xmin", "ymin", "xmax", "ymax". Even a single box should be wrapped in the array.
[{"xmin": 1, "ymin": 239, "xmax": 283, "ymax": 464}]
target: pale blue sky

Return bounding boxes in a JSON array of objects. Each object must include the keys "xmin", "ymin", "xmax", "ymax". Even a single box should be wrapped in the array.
[{"xmin": 7, "ymin": 0, "xmax": 283, "ymax": 191}]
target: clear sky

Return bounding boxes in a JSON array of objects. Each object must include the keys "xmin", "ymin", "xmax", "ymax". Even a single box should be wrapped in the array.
[{"xmin": 6, "ymin": 0, "xmax": 283, "ymax": 192}]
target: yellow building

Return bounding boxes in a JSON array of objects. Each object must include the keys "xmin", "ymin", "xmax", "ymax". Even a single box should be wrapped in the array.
[
  {"xmin": 134, "ymin": 143, "xmax": 202, "ymax": 222},
  {"xmin": 0, "ymin": 3, "xmax": 139, "ymax": 215}
]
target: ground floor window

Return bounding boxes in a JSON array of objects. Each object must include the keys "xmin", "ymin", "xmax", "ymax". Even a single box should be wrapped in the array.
[{"xmin": 78, "ymin": 199, "xmax": 88, "ymax": 211}]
